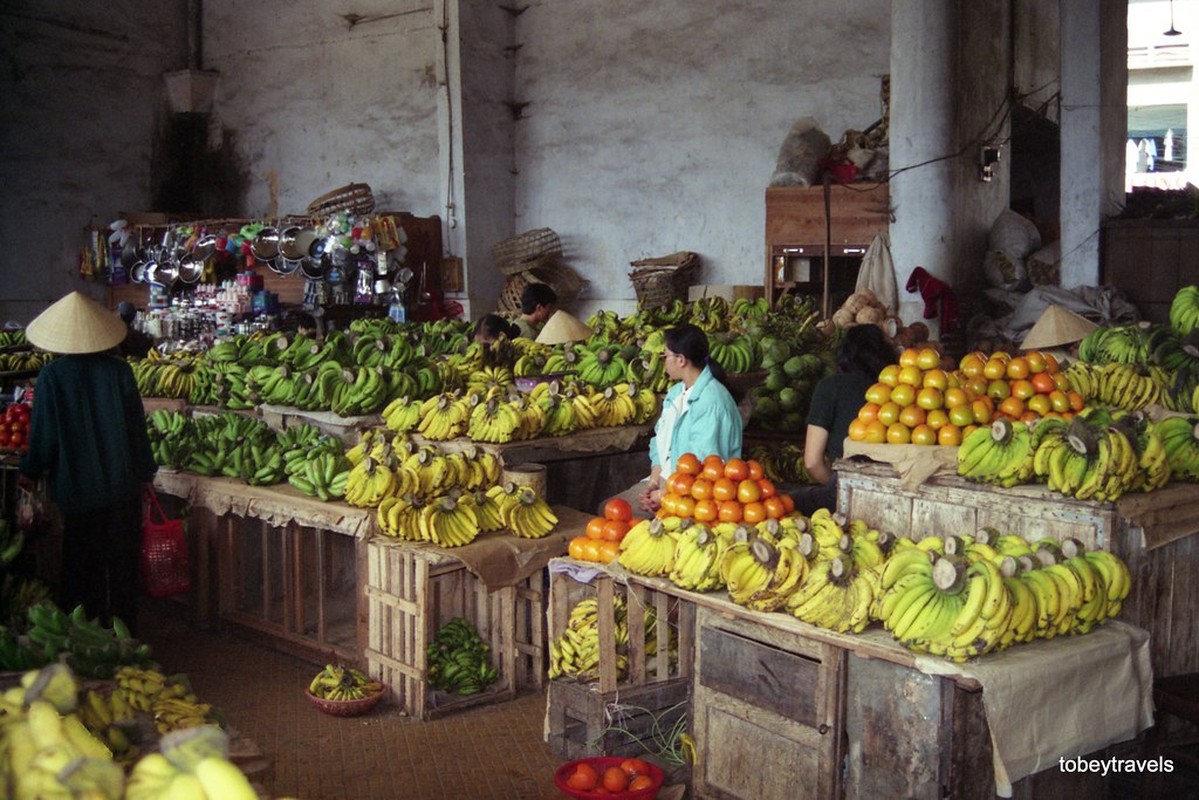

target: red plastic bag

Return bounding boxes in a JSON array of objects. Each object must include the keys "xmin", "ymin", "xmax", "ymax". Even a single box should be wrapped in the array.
[{"xmin": 140, "ymin": 490, "xmax": 191, "ymax": 597}]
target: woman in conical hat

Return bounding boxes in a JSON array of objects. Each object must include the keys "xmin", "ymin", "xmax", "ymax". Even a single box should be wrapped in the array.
[{"xmin": 19, "ymin": 292, "xmax": 157, "ymax": 631}]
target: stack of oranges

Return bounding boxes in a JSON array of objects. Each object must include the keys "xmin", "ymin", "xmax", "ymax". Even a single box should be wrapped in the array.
[
  {"xmin": 848, "ymin": 346, "xmax": 1086, "ymax": 447},
  {"xmin": 568, "ymin": 498, "xmax": 640, "ymax": 564},
  {"xmin": 658, "ymin": 452, "xmax": 794, "ymax": 524}
]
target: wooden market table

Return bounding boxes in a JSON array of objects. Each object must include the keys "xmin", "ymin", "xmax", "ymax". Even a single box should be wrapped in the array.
[
  {"xmin": 607, "ymin": 567, "xmax": 1153, "ymax": 800},
  {"xmin": 152, "ymin": 470, "xmax": 589, "ymax": 717},
  {"xmin": 835, "ymin": 456, "xmax": 1199, "ymax": 678}
]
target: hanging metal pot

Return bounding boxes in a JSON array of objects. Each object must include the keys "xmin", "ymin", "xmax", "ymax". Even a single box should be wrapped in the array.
[
  {"xmin": 279, "ymin": 227, "xmax": 319, "ymax": 260},
  {"xmin": 250, "ymin": 227, "xmax": 280, "ymax": 261}
]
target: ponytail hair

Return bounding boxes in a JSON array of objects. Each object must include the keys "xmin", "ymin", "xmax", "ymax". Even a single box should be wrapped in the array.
[
  {"xmin": 474, "ymin": 313, "xmax": 520, "ymax": 343},
  {"xmin": 664, "ymin": 323, "xmax": 739, "ymax": 400}
]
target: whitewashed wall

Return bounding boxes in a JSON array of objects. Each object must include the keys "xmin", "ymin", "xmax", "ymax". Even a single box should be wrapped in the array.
[
  {"xmin": 511, "ymin": 0, "xmax": 891, "ymax": 316},
  {"xmin": 201, "ymin": 1, "xmax": 442, "ymax": 218}
]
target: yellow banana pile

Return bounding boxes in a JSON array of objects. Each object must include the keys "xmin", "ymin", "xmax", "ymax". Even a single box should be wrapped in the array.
[
  {"xmin": 874, "ymin": 532, "xmax": 1131, "ymax": 662},
  {"xmin": 1031, "ymin": 417, "xmax": 1141, "ymax": 501},
  {"xmin": 785, "ymin": 553, "xmax": 881, "ymax": 634},
  {"xmin": 667, "ymin": 522, "xmax": 728, "ymax": 591},
  {"xmin": 618, "ymin": 517, "xmax": 685, "ymax": 576},
  {"xmin": 1064, "ymin": 361, "xmax": 1162, "ymax": 411},
  {"xmin": 547, "ymin": 596, "xmax": 673, "ymax": 682},
  {"xmin": 78, "ymin": 688, "xmax": 139, "ymax": 763}
]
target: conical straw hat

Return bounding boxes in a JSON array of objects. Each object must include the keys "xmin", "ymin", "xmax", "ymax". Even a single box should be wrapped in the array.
[
  {"xmin": 26, "ymin": 291, "xmax": 128, "ymax": 354},
  {"xmin": 536, "ymin": 310, "xmax": 593, "ymax": 345},
  {"xmin": 1021, "ymin": 304, "xmax": 1099, "ymax": 350}
]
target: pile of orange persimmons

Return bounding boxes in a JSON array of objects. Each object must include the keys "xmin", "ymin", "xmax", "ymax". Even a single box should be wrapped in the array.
[
  {"xmin": 847, "ymin": 346, "xmax": 1085, "ymax": 447},
  {"xmin": 658, "ymin": 452, "xmax": 795, "ymax": 524},
  {"xmin": 568, "ymin": 497, "xmax": 642, "ymax": 564}
]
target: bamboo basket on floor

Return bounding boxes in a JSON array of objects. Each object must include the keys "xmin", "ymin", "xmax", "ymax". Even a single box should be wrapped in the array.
[{"xmin": 629, "ymin": 251, "xmax": 700, "ymax": 309}]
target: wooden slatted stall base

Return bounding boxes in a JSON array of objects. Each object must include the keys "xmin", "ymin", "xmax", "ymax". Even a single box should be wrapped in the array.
[
  {"xmin": 544, "ymin": 560, "xmax": 695, "ymax": 759},
  {"xmin": 216, "ymin": 514, "xmax": 360, "ymax": 666},
  {"xmin": 364, "ymin": 539, "xmax": 545, "ymax": 720},
  {"xmin": 837, "ymin": 460, "xmax": 1199, "ymax": 677}
]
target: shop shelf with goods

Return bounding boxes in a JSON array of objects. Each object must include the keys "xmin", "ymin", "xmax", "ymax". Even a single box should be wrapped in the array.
[
  {"xmin": 544, "ymin": 557, "xmax": 695, "ymax": 761},
  {"xmin": 764, "ymin": 182, "xmax": 890, "ymax": 315}
]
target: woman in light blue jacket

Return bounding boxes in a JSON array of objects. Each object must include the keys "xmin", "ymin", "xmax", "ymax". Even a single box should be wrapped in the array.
[{"xmin": 635, "ymin": 324, "xmax": 743, "ymax": 514}]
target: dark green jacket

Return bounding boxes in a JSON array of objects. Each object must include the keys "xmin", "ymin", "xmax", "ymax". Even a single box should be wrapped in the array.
[{"xmin": 19, "ymin": 354, "xmax": 156, "ymax": 514}]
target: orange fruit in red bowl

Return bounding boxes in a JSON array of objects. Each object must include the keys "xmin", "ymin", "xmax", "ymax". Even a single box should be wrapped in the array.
[{"xmin": 554, "ymin": 756, "xmax": 665, "ymax": 799}]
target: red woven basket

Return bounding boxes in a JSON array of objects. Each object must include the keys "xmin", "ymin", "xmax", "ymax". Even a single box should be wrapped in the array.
[{"xmin": 305, "ymin": 688, "xmax": 385, "ymax": 717}]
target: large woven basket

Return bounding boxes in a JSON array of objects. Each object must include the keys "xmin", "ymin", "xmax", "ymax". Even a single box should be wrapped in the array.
[
  {"xmin": 306, "ymin": 183, "xmax": 376, "ymax": 217},
  {"xmin": 629, "ymin": 252, "xmax": 700, "ymax": 309},
  {"xmin": 492, "ymin": 228, "xmax": 563, "ymax": 275},
  {"xmin": 498, "ymin": 273, "xmax": 529, "ymax": 313}
]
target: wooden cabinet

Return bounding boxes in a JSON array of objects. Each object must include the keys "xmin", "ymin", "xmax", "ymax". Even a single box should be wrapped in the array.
[
  {"xmin": 690, "ymin": 606, "xmax": 844, "ymax": 800},
  {"xmin": 1101, "ymin": 219, "xmax": 1199, "ymax": 325},
  {"xmin": 764, "ymin": 183, "xmax": 890, "ymax": 313}
]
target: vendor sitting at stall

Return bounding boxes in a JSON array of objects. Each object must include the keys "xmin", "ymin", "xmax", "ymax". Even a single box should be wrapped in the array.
[
  {"xmin": 513, "ymin": 283, "xmax": 557, "ymax": 340},
  {"xmin": 604, "ymin": 323, "xmax": 743, "ymax": 515},
  {"xmin": 474, "ymin": 313, "xmax": 520, "ymax": 344},
  {"xmin": 788, "ymin": 324, "xmax": 897, "ymax": 516}
]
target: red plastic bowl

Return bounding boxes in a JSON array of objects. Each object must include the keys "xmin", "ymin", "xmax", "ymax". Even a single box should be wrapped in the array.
[{"xmin": 554, "ymin": 756, "xmax": 665, "ymax": 799}]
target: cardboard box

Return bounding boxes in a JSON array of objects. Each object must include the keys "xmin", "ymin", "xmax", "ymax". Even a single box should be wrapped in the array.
[{"xmin": 687, "ymin": 284, "xmax": 765, "ymax": 302}]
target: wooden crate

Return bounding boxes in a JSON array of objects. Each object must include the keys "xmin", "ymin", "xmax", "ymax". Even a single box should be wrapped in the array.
[
  {"xmin": 690, "ymin": 606, "xmax": 845, "ymax": 800},
  {"xmin": 544, "ymin": 561, "xmax": 695, "ymax": 758},
  {"xmin": 547, "ymin": 562, "xmax": 694, "ymax": 694},
  {"xmin": 364, "ymin": 538, "xmax": 545, "ymax": 720},
  {"xmin": 546, "ymin": 675, "xmax": 691, "ymax": 760},
  {"xmin": 837, "ymin": 460, "xmax": 1122, "ymax": 550}
]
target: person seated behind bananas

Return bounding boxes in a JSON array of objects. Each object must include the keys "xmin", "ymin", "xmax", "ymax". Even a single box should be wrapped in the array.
[
  {"xmin": 474, "ymin": 313, "xmax": 520, "ymax": 344},
  {"xmin": 788, "ymin": 324, "xmax": 897, "ymax": 516},
  {"xmin": 605, "ymin": 323, "xmax": 743, "ymax": 515},
  {"xmin": 513, "ymin": 283, "xmax": 557, "ymax": 340}
]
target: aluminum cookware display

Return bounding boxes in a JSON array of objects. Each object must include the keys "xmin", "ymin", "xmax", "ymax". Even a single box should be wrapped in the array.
[
  {"xmin": 250, "ymin": 227, "xmax": 280, "ymax": 261},
  {"xmin": 279, "ymin": 227, "xmax": 319, "ymax": 260}
]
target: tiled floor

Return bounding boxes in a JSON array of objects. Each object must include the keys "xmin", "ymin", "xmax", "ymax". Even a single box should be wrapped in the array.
[{"xmin": 138, "ymin": 599, "xmax": 566, "ymax": 800}]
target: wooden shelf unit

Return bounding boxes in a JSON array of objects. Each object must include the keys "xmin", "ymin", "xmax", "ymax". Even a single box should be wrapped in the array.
[{"xmin": 764, "ymin": 183, "xmax": 890, "ymax": 314}]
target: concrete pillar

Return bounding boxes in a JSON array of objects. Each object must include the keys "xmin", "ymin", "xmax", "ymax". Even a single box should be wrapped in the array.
[
  {"xmin": 438, "ymin": 0, "xmax": 517, "ymax": 319},
  {"xmin": 889, "ymin": 0, "xmax": 960, "ymax": 338},
  {"xmin": 1059, "ymin": 0, "xmax": 1127, "ymax": 289}
]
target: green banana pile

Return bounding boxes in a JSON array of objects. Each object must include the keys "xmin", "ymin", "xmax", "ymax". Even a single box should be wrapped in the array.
[
  {"xmin": 426, "ymin": 618, "xmax": 499, "ymax": 696},
  {"xmin": 875, "ymin": 531, "xmax": 1131, "ymax": 662},
  {"xmin": 308, "ymin": 663, "xmax": 384, "ymax": 701},
  {"xmin": 24, "ymin": 601, "xmax": 154, "ymax": 678}
]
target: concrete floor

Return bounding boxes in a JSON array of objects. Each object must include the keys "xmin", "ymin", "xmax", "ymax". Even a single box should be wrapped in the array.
[{"xmin": 138, "ymin": 599, "xmax": 567, "ymax": 800}]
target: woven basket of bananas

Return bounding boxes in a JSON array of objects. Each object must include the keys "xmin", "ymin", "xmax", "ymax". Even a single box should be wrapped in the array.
[{"xmin": 305, "ymin": 687, "xmax": 385, "ymax": 717}]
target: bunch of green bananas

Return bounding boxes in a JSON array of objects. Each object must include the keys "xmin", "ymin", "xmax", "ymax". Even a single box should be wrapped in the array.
[
  {"xmin": 706, "ymin": 331, "xmax": 758, "ymax": 374},
  {"xmin": 1076, "ymin": 324, "xmax": 1155, "ymax": 364},
  {"xmin": 426, "ymin": 619, "xmax": 498, "ymax": 696},
  {"xmin": 1168, "ymin": 284, "xmax": 1199, "ymax": 335},
  {"xmin": 575, "ymin": 345, "xmax": 631, "ymax": 387},
  {"xmin": 957, "ymin": 419, "xmax": 1037, "ymax": 488},
  {"xmin": 1154, "ymin": 414, "xmax": 1199, "ymax": 480},
  {"xmin": 0, "ymin": 349, "xmax": 51, "ymax": 372}
]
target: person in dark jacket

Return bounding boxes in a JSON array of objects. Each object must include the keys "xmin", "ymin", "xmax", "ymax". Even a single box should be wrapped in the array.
[
  {"xmin": 18, "ymin": 292, "xmax": 158, "ymax": 631},
  {"xmin": 115, "ymin": 301, "xmax": 154, "ymax": 359}
]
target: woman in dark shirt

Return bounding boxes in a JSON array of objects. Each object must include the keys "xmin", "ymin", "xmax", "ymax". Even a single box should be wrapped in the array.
[{"xmin": 790, "ymin": 324, "xmax": 896, "ymax": 515}]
